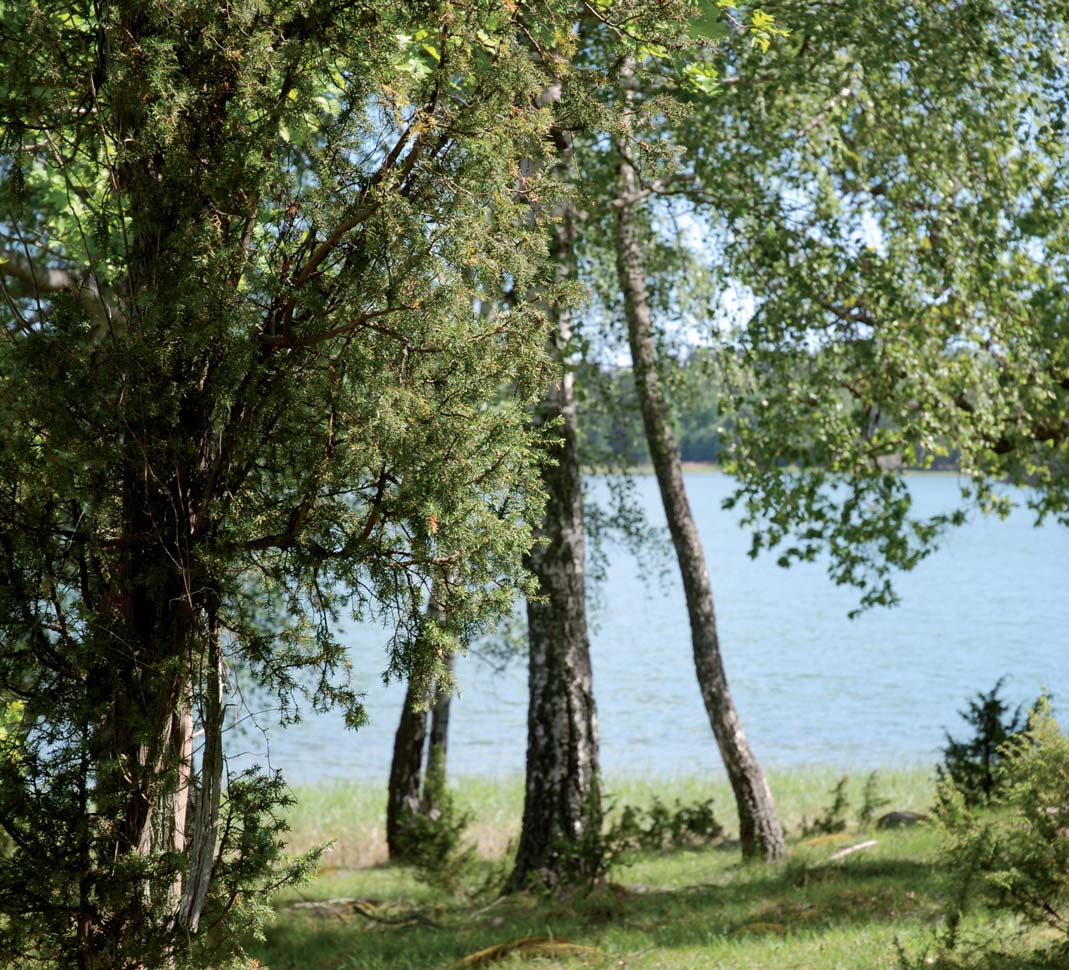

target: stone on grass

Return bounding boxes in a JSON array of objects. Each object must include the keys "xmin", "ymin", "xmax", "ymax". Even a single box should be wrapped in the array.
[{"xmin": 875, "ymin": 811, "xmax": 925, "ymax": 830}]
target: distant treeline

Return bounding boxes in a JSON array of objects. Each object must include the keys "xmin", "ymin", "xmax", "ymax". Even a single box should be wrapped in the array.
[
  {"xmin": 579, "ymin": 354, "xmax": 724, "ymax": 467},
  {"xmin": 580, "ymin": 354, "xmax": 962, "ymax": 471}
]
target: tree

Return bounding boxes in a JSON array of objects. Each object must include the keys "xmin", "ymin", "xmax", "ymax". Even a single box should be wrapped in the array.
[
  {"xmin": 674, "ymin": 3, "xmax": 1069, "ymax": 607},
  {"xmin": 0, "ymin": 2, "xmax": 569, "ymax": 965},
  {"xmin": 612, "ymin": 54, "xmax": 785, "ymax": 860},
  {"xmin": 387, "ymin": 674, "xmax": 433, "ymax": 861},
  {"xmin": 938, "ymin": 678, "xmax": 1036, "ymax": 808},
  {"xmin": 504, "ymin": 0, "xmax": 699, "ymax": 891},
  {"xmin": 386, "ymin": 593, "xmax": 456, "ymax": 861},
  {"xmin": 586, "ymin": 4, "xmax": 1067, "ymax": 868},
  {"xmin": 509, "ymin": 175, "xmax": 603, "ymax": 888}
]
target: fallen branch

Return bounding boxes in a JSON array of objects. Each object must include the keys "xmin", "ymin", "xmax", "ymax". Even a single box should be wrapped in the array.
[
  {"xmin": 827, "ymin": 839, "xmax": 878, "ymax": 862},
  {"xmin": 283, "ymin": 896, "xmax": 441, "ymax": 927},
  {"xmin": 453, "ymin": 936, "xmax": 603, "ymax": 968}
]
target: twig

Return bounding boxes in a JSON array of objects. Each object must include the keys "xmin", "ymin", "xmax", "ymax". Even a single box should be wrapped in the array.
[
  {"xmin": 827, "ymin": 839, "xmax": 878, "ymax": 862},
  {"xmin": 796, "ymin": 86, "xmax": 855, "ymax": 140},
  {"xmin": 468, "ymin": 895, "xmax": 507, "ymax": 921}
]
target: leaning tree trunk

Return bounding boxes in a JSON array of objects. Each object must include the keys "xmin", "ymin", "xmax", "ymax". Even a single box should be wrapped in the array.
[
  {"xmin": 612, "ymin": 83, "xmax": 785, "ymax": 862},
  {"xmin": 508, "ymin": 188, "xmax": 601, "ymax": 891}
]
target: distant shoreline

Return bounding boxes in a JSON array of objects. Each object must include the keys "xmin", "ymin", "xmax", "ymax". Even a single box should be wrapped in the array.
[{"xmin": 593, "ymin": 461, "xmax": 964, "ymax": 477}]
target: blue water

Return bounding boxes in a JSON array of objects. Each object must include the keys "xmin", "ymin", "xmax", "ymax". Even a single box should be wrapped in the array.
[{"xmin": 231, "ymin": 472, "xmax": 1069, "ymax": 784}]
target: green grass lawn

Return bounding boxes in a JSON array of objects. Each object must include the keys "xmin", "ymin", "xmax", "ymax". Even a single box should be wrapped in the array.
[{"xmin": 249, "ymin": 769, "xmax": 1058, "ymax": 970}]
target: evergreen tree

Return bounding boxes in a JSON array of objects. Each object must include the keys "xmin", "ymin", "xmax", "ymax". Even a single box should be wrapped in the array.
[{"xmin": 0, "ymin": 2, "xmax": 570, "ymax": 964}]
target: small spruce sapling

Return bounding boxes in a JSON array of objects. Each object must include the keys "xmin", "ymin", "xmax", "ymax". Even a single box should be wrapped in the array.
[
  {"xmin": 858, "ymin": 771, "xmax": 891, "ymax": 829},
  {"xmin": 930, "ymin": 697, "xmax": 1069, "ymax": 962},
  {"xmin": 938, "ymin": 678, "xmax": 1036, "ymax": 806}
]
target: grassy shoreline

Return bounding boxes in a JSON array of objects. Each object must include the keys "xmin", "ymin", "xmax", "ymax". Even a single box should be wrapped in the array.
[
  {"xmin": 254, "ymin": 764, "xmax": 1062, "ymax": 970},
  {"xmin": 283, "ymin": 766, "xmax": 937, "ymax": 870}
]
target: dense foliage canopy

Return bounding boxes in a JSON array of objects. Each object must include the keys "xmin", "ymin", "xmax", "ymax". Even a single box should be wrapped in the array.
[{"xmin": 0, "ymin": 0, "xmax": 643, "ymax": 964}]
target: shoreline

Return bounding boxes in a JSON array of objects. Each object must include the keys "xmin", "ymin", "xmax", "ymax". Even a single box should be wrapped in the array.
[
  {"xmin": 282, "ymin": 765, "xmax": 936, "ymax": 870},
  {"xmin": 589, "ymin": 461, "xmax": 965, "ymax": 477}
]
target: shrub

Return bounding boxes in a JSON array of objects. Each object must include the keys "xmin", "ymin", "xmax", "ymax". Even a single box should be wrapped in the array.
[
  {"xmin": 933, "ymin": 699, "xmax": 1069, "ymax": 960},
  {"xmin": 801, "ymin": 777, "xmax": 850, "ymax": 837},
  {"xmin": 858, "ymin": 771, "xmax": 891, "ymax": 828},
  {"xmin": 611, "ymin": 796, "xmax": 723, "ymax": 853},
  {"xmin": 531, "ymin": 793, "xmax": 725, "ymax": 896},
  {"xmin": 394, "ymin": 760, "xmax": 476, "ymax": 895},
  {"xmin": 938, "ymin": 678, "xmax": 1036, "ymax": 807}
]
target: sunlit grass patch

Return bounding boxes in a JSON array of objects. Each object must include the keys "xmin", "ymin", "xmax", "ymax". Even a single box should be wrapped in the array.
[
  {"xmin": 282, "ymin": 766, "xmax": 937, "ymax": 872},
  {"xmin": 257, "ymin": 767, "xmax": 961, "ymax": 970}
]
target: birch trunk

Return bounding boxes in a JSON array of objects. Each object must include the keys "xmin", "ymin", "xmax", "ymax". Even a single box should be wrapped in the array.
[
  {"xmin": 508, "ymin": 194, "xmax": 601, "ymax": 891},
  {"xmin": 613, "ymin": 74, "xmax": 785, "ymax": 862},
  {"xmin": 386, "ymin": 678, "xmax": 431, "ymax": 860}
]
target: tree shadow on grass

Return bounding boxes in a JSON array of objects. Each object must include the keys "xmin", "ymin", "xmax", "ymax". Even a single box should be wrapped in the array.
[{"xmin": 251, "ymin": 852, "xmax": 968, "ymax": 969}]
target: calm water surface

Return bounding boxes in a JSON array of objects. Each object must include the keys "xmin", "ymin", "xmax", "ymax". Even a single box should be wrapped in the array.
[{"xmin": 232, "ymin": 473, "xmax": 1069, "ymax": 784}]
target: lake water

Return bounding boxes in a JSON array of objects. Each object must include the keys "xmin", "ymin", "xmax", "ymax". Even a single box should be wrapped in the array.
[{"xmin": 231, "ymin": 472, "xmax": 1069, "ymax": 784}]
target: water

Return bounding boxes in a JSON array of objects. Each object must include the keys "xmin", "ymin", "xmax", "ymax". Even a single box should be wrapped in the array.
[{"xmin": 233, "ymin": 472, "xmax": 1069, "ymax": 784}]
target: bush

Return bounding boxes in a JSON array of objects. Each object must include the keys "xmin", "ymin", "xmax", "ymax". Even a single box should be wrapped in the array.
[
  {"xmin": 611, "ymin": 796, "xmax": 723, "ymax": 854},
  {"xmin": 530, "ymin": 794, "xmax": 725, "ymax": 896},
  {"xmin": 933, "ymin": 699, "xmax": 1069, "ymax": 960},
  {"xmin": 801, "ymin": 777, "xmax": 850, "ymax": 837},
  {"xmin": 858, "ymin": 771, "xmax": 891, "ymax": 829},
  {"xmin": 938, "ymin": 678, "xmax": 1036, "ymax": 807},
  {"xmin": 394, "ymin": 760, "xmax": 476, "ymax": 895}
]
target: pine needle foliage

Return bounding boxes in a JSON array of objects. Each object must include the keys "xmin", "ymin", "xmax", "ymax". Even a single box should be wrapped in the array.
[
  {"xmin": 931, "ymin": 700, "xmax": 1069, "ymax": 964},
  {"xmin": 0, "ymin": 1, "xmax": 619, "ymax": 965}
]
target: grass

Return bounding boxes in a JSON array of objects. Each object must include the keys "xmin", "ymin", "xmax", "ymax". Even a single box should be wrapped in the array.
[
  {"xmin": 282, "ymin": 766, "xmax": 937, "ymax": 870},
  {"xmin": 251, "ymin": 768, "xmax": 1059, "ymax": 970}
]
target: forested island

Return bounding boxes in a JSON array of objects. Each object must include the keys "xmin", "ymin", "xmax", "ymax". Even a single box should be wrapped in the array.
[{"xmin": 0, "ymin": 3, "xmax": 1067, "ymax": 970}]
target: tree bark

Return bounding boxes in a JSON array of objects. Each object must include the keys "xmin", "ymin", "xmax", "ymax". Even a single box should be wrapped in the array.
[
  {"xmin": 423, "ymin": 650, "xmax": 456, "ymax": 815},
  {"xmin": 386, "ymin": 677, "xmax": 431, "ymax": 860},
  {"xmin": 386, "ymin": 592, "xmax": 455, "ymax": 858},
  {"xmin": 613, "ymin": 78, "xmax": 785, "ymax": 862},
  {"xmin": 508, "ymin": 196, "xmax": 601, "ymax": 891}
]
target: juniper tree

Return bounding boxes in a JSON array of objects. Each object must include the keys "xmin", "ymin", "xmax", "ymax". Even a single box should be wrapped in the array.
[{"xmin": 0, "ymin": 1, "xmax": 572, "ymax": 965}]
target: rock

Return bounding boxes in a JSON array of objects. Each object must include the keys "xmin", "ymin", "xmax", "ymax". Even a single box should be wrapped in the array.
[{"xmin": 875, "ymin": 810, "xmax": 926, "ymax": 830}]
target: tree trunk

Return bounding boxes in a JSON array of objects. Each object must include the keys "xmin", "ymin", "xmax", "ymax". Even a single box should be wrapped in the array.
[
  {"xmin": 386, "ymin": 677, "xmax": 431, "ymax": 860},
  {"xmin": 423, "ymin": 650, "xmax": 456, "ymax": 816},
  {"xmin": 508, "ymin": 196, "xmax": 601, "ymax": 891},
  {"xmin": 386, "ymin": 592, "xmax": 455, "ymax": 858},
  {"xmin": 613, "ymin": 79, "xmax": 785, "ymax": 862}
]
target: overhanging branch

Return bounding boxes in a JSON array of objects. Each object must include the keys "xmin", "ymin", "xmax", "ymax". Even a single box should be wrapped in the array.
[{"xmin": 0, "ymin": 249, "xmax": 126, "ymax": 331}]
